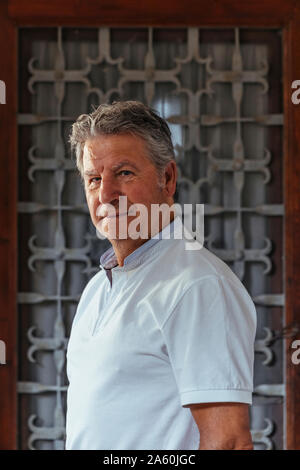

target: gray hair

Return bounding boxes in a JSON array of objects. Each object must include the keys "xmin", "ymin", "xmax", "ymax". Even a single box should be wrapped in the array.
[{"xmin": 69, "ymin": 101, "xmax": 176, "ymax": 179}]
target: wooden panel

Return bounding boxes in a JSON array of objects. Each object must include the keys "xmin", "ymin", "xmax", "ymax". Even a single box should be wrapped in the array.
[
  {"xmin": 283, "ymin": 3, "xmax": 300, "ymax": 451},
  {"xmin": 8, "ymin": 0, "xmax": 296, "ymax": 26},
  {"xmin": 0, "ymin": 0, "xmax": 18, "ymax": 450}
]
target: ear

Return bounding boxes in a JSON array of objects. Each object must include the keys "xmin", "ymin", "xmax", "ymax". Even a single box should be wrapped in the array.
[{"xmin": 163, "ymin": 160, "xmax": 177, "ymax": 198}]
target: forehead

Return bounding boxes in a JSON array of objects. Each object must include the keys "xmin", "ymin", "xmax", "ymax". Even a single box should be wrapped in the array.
[{"xmin": 82, "ymin": 133, "xmax": 152, "ymax": 170}]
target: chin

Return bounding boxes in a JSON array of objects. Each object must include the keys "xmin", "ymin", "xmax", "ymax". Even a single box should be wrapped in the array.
[{"xmin": 95, "ymin": 219, "xmax": 125, "ymax": 241}]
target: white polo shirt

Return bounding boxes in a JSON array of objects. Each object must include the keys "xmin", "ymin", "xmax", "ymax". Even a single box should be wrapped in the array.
[{"xmin": 65, "ymin": 216, "xmax": 257, "ymax": 450}]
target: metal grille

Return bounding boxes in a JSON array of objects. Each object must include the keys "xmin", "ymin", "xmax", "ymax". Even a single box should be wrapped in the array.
[{"xmin": 17, "ymin": 27, "xmax": 284, "ymax": 449}]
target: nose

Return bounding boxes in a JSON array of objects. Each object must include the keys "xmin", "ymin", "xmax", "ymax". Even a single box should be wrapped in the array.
[{"xmin": 98, "ymin": 175, "xmax": 121, "ymax": 205}]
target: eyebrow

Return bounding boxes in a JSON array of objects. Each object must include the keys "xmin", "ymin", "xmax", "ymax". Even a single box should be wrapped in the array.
[
  {"xmin": 111, "ymin": 160, "xmax": 139, "ymax": 172},
  {"xmin": 84, "ymin": 160, "xmax": 139, "ymax": 177},
  {"xmin": 84, "ymin": 170, "xmax": 99, "ymax": 177}
]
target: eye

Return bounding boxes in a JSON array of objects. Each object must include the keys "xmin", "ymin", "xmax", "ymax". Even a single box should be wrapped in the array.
[
  {"xmin": 118, "ymin": 170, "xmax": 133, "ymax": 176},
  {"xmin": 89, "ymin": 177, "xmax": 101, "ymax": 186}
]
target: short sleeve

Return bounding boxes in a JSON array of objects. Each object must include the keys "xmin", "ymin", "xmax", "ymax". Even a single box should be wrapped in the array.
[{"xmin": 161, "ymin": 275, "xmax": 257, "ymax": 407}]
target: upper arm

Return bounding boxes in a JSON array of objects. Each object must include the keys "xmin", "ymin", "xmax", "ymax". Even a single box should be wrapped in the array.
[
  {"xmin": 189, "ymin": 402, "xmax": 253, "ymax": 450},
  {"xmin": 160, "ymin": 275, "xmax": 256, "ymax": 450},
  {"xmin": 161, "ymin": 276, "xmax": 256, "ymax": 408}
]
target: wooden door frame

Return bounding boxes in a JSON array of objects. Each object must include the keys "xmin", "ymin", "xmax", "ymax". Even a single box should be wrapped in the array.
[{"xmin": 1, "ymin": 0, "xmax": 300, "ymax": 450}]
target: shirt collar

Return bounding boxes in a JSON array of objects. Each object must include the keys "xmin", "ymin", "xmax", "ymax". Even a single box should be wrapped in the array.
[{"xmin": 99, "ymin": 217, "xmax": 177, "ymax": 270}]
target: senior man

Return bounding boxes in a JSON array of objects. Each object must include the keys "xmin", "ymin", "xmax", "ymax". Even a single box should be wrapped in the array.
[{"xmin": 65, "ymin": 100, "xmax": 257, "ymax": 450}]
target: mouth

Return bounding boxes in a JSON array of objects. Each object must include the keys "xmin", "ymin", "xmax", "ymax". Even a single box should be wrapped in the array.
[{"xmin": 103, "ymin": 212, "xmax": 128, "ymax": 219}]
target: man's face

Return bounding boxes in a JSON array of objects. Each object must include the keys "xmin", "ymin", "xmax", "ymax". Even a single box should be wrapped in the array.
[{"xmin": 82, "ymin": 133, "xmax": 174, "ymax": 241}]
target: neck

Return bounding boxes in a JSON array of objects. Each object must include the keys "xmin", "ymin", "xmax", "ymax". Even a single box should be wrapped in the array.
[{"xmin": 110, "ymin": 211, "xmax": 175, "ymax": 267}]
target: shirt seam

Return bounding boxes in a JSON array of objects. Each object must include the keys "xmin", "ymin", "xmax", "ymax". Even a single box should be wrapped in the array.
[
  {"xmin": 159, "ymin": 285, "xmax": 223, "ymax": 398},
  {"xmin": 99, "ymin": 217, "xmax": 178, "ymax": 271},
  {"xmin": 180, "ymin": 388, "xmax": 253, "ymax": 393},
  {"xmin": 217, "ymin": 276, "xmax": 233, "ymax": 391},
  {"xmin": 160, "ymin": 274, "xmax": 227, "ymax": 330}
]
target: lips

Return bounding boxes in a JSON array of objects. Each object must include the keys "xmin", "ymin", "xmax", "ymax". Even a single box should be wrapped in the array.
[{"xmin": 105, "ymin": 212, "xmax": 127, "ymax": 219}]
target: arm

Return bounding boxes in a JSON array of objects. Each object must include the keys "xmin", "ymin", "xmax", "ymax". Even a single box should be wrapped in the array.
[
  {"xmin": 160, "ymin": 276, "xmax": 257, "ymax": 450},
  {"xmin": 189, "ymin": 402, "xmax": 253, "ymax": 450}
]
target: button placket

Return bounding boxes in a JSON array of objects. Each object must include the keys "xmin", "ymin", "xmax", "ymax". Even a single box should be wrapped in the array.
[{"xmin": 90, "ymin": 270, "xmax": 122, "ymax": 337}]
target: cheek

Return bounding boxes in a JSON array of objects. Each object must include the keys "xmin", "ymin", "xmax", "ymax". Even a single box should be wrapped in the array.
[
  {"xmin": 140, "ymin": 184, "xmax": 163, "ymax": 204},
  {"xmin": 86, "ymin": 192, "xmax": 98, "ymax": 219},
  {"xmin": 130, "ymin": 183, "xmax": 152, "ymax": 200}
]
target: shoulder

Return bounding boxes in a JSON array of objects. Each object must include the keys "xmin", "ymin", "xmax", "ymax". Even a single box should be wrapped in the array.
[
  {"xmin": 158, "ymin": 230, "xmax": 245, "ymax": 290},
  {"xmin": 155, "ymin": 232, "xmax": 257, "ymax": 329},
  {"xmin": 161, "ymin": 273, "xmax": 257, "ymax": 350},
  {"xmin": 143, "ymin": 216, "xmax": 255, "ymax": 323}
]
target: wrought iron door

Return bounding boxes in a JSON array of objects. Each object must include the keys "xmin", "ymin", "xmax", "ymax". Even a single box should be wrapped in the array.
[{"xmin": 17, "ymin": 27, "xmax": 284, "ymax": 449}]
